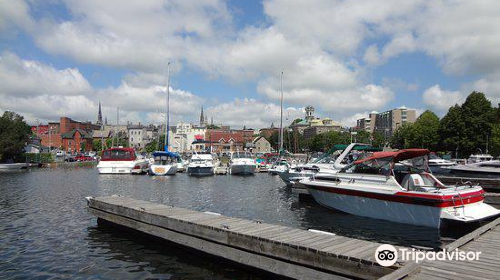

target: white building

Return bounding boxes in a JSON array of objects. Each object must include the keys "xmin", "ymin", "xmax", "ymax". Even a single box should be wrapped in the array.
[
  {"xmin": 169, "ymin": 122, "xmax": 206, "ymax": 153},
  {"xmin": 128, "ymin": 125, "xmax": 147, "ymax": 149}
]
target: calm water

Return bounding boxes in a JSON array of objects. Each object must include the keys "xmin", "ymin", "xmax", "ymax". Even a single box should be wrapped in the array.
[{"xmin": 0, "ymin": 167, "xmax": 480, "ymax": 279}]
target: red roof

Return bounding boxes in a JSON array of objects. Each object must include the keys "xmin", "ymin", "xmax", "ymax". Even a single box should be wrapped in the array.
[
  {"xmin": 209, "ymin": 131, "xmax": 244, "ymax": 143},
  {"xmin": 355, "ymin": 149, "xmax": 429, "ymax": 164}
]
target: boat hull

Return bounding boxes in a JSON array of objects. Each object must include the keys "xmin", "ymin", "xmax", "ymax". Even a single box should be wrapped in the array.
[
  {"xmin": 230, "ymin": 164, "xmax": 256, "ymax": 175},
  {"xmin": 149, "ymin": 164, "xmax": 177, "ymax": 176},
  {"xmin": 305, "ymin": 184, "xmax": 500, "ymax": 228},
  {"xmin": 97, "ymin": 160, "xmax": 148, "ymax": 174},
  {"xmin": 0, "ymin": 163, "xmax": 28, "ymax": 170},
  {"xmin": 187, "ymin": 166, "xmax": 214, "ymax": 176}
]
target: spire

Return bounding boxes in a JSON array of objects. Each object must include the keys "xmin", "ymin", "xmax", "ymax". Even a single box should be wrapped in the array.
[
  {"xmin": 97, "ymin": 101, "xmax": 103, "ymax": 125},
  {"xmin": 210, "ymin": 116, "xmax": 213, "ymax": 125},
  {"xmin": 200, "ymin": 105, "xmax": 205, "ymax": 126}
]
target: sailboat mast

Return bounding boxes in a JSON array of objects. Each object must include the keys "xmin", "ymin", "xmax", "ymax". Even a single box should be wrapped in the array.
[
  {"xmin": 164, "ymin": 62, "xmax": 171, "ymax": 151},
  {"xmin": 279, "ymin": 70, "xmax": 284, "ymax": 154}
]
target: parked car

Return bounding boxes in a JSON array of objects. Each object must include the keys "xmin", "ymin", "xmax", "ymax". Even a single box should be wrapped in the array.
[
  {"xmin": 55, "ymin": 150, "xmax": 65, "ymax": 157},
  {"xmin": 75, "ymin": 155, "xmax": 93, "ymax": 162}
]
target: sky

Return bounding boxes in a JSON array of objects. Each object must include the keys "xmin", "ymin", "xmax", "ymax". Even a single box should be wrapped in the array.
[{"xmin": 1, "ymin": 0, "xmax": 500, "ymax": 129}]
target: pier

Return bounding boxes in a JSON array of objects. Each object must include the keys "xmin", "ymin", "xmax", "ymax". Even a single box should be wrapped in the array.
[
  {"xmin": 87, "ymin": 196, "xmax": 406, "ymax": 280},
  {"xmin": 381, "ymin": 217, "xmax": 500, "ymax": 280}
]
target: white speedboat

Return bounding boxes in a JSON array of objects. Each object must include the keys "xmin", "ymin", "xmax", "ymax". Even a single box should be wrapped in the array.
[
  {"xmin": 279, "ymin": 143, "xmax": 379, "ymax": 185},
  {"xmin": 149, "ymin": 151, "xmax": 178, "ymax": 176},
  {"xmin": 300, "ymin": 149, "xmax": 500, "ymax": 228},
  {"xmin": 176, "ymin": 158, "xmax": 186, "ymax": 172},
  {"xmin": 446, "ymin": 160, "xmax": 500, "ymax": 179},
  {"xmin": 0, "ymin": 163, "xmax": 28, "ymax": 171},
  {"xmin": 97, "ymin": 148, "xmax": 148, "ymax": 174},
  {"xmin": 468, "ymin": 154, "xmax": 494, "ymax": 163},
  {"xmin": 187, "ymin": 153, "xmax": 214, "ymax": 176},
  {"xmin": 428, "ymin": 153, "xmax": 456, "ymax": 174},
  {"xmin": 229, "ymin": 151, "xmax": 256, "ymax": 175},
  {"xmin": 268, "ymin": 159, "xmax": 290, "ymax": 175}
]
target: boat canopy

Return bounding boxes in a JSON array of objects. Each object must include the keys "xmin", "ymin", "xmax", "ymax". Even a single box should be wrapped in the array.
[
  {"xmin": 325, "ymin": 144, "xmax": 381, "ymax": 155},
  {"xmin": 354, "ymin": 149, "xmax": 429, "ymax": 164},
  {"xmin": 152, "ymin": 151, "xmax": 180, "ymax": 158}
]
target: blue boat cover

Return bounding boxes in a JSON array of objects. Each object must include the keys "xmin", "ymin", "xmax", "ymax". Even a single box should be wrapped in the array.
[{"xmin": 152, "ymin": 151, "xmax": 180, "ymax": 158}]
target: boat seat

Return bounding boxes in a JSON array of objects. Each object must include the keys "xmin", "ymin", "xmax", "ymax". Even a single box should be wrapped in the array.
[{"xmin": 401, "ymin": 174, "xmax": 425, "ymax": 191}]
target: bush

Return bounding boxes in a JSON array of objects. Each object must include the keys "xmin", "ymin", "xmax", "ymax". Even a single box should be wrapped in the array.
[{"xmin": 23, "ymin": 153, "xmax": 54, "ymax": 163}]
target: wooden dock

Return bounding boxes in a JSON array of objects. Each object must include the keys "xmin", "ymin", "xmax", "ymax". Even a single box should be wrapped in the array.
[
  {"xmin": 86, "ymin": 196, "xmax": 406, "ymax": 280},
  {"xmin": 381, "ymin": 217, "xmax": 500, "ymax": 280}
]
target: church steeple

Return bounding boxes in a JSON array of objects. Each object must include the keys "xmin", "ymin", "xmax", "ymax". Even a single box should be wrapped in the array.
[
  {"xmin": 97, "ymin": 101, "xmax": 103, "ymax": 125},
  {"xmin": 200, "ymin": 105, "xmax": 205, "ymax": 126}
]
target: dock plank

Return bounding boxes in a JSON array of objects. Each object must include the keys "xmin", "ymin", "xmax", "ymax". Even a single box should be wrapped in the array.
[{"xmin": 87, "ymin": 196, "xmax": 397, "ymax": 279}]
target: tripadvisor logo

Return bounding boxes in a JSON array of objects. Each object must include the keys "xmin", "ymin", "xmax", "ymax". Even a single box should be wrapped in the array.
[
  {"xmin": 375, "ymin": 244, "xmax": 482, "ymax": 266},
  {"xmin": 375, "ymin": 244, "xmax": 398, "ymax": 266}
]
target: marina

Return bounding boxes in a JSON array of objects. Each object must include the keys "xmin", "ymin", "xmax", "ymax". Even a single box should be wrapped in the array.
[{"xmin": 1, "ymin": 1, "xmax": 500, "ymax": 279}]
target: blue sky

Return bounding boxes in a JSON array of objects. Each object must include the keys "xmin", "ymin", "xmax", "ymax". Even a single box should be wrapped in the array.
[{"xmin": 1, "ymin": 0, "xmax": 499, "ymax": 128}]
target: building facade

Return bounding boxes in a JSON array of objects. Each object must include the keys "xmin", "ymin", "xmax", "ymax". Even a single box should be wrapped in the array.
[
  {"xmin": 61, "ymin": 129, "xmax": 93, "ymax": 154},
  {"xmin": 252, "ymin": 136, "xmax": 272, "ymax": 154},
  {"xmin": 169, "ymin": 122, "xmax": 206, "ymax": 153},
  {"xmin": 372, "ymin": 107, "xmax": 417, "ymax": 137},
  {"xmin": 290, "ymin": 105, "xmax": 343, "ymax": 137},
  {"xmin": 32, "ymin": 117, "xmax": 99, "ymax": 151}
]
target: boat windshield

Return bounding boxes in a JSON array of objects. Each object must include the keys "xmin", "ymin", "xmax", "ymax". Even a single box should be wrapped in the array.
[
  {"xmin": 102, "ymin": 149, "xmax": 135, "ymax": 160},
  {"xmin": 232, "ymin": 152, "xmax": 252, "ymax": 159},
  {"xmin": 154, "ymin": 156, "xmax": 175, "ymax": 165},
  {"xmin": 341, "ymin": 157, "xmax": 393, "ymax": 175}
]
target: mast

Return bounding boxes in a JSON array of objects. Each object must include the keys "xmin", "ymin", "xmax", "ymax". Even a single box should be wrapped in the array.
[
  {"xmin": 164, "ymin": 62, "xmax": 171, "ymax": 152},
  {"xmin": 279, "ymin": 70, "xmax": 284, "ymax": 155}
]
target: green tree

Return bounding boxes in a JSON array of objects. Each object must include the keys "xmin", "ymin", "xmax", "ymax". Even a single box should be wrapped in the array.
[
  {"xmin": 145, "ymin": 139, "xmax": 159, "ymax": 153},
  {"xmin": 438, "ymin": 105, "xmax": 464, "ymax": 156},
  {"xmin": 390, "ymin": 123, "xmax": 414, "ymax": 149},
  {"xmin": 409, "ymin": 110, "xmax": 440, "ymax": 150},
  {"xmin": 0, "ymin": 111, "xmax": 32, "ymax": 162},
  {"xmin": 371, "ymin": 131, "xmax": 385, "ymax": 148},
  {"xmin": 460, "ymin": 92, "xmax": 495, "ymax": 156},
  {"xmin": 490, "ymin": 124, "xmax": 500, "ymax": 157}
]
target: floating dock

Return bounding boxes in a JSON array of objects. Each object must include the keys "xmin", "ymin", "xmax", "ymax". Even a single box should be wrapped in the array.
[
  {"xmin": 86, "ymin": 196, "xmax": 405, "ymax": 279},
  {"xmin": 381, "ymin": 217, "xmax": 500, "ymax": 280}
]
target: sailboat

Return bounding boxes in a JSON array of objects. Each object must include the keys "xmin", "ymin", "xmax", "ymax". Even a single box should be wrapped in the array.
[
  {"xmin": 268, "ymin": 71, "xmax": 289, "ymax": 175},
  {"xmin": 149, "ymin": 62, "xmax": 179, "ymax": 176}
]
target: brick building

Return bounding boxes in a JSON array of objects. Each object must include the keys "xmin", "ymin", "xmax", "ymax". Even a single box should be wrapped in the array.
[
  {"xmin": 32, "ymin": 117, "xmax": 99, "ymax": 153},
  {"xmin": 61, "ymin": 129, "xmax": 93, "ymax": 154}
]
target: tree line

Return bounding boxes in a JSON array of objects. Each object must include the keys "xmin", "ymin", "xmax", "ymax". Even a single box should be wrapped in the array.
[{"xmin": 266, "ymin": 91, "xmax": 499, "ymax": 158}]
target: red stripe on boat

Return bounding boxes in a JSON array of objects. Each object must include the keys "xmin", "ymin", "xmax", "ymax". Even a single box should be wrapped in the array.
[{"xmin": 307, "ymin": 185, "xmax": 484, "ymax": 208}]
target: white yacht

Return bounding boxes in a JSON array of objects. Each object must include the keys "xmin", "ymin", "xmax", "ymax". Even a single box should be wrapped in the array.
[
  {"xmin": 268, "ymin": 159, "xmax": 290, "ymax": 175},
  {"xmin": 299, "ymin": 149, "xmax": 500, "ymax": 228},
  {"xmin": 229, "ymin": 151, "xmax": 256, "ymax": 175},
  {"xmin": 97, "ymin": 147, "xmax": 148, "ymax": 174},
  {"xmin": 149, "ymin": 151, "xmax": 178, "ymax": 176},
  {"xmin": 187, "ymin": 153, "xmax": 215, "ymax": 176},
  {"xmin": 468, "ymin": 154, "xmax": 494, "ymax": 163},
  {"xmin": 447, "ymin": 160, "xmax": 500, "ymax": 178}
]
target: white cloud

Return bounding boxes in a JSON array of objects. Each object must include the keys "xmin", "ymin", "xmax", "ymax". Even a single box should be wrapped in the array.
[
  {"xmin": 206, "ymin": 98, "xmax": 303, "ymax": 129},
  {"xmin": 0, "ymin": 52, "xmax": 92, "ymax": 97},
  {"xmin": 422, "ymin": 85, "xmax": 464, "ymax": 111}
]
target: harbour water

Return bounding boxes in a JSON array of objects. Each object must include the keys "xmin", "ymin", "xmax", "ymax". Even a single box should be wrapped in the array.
[{"xmin": 0, "ymin": 167, "xmax": 482, "ymax": 279}]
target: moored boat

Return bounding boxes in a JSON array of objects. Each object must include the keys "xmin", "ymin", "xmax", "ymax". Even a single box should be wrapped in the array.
[
  {"xmin": 299, "ymin": 149, "xmax": 500, "ymax": 228},
  {"xmin": 446, "ymin": 160, "xmax": 500, "ymax": 179},
  {"xmin": 149, "ymin": 151, "xmax": 179, "ymax": 176},
  {"xmin": 229, "ymin": 151, "xmax": 256, "ymax": 175},
  {"xmin": 268, "ymin": 159, "xmax": 289, "ymax": 175},
  {"xmin": 428, "ymin": 153, "xmax": 456, "ymax": 174},
  {"xmin": 0, "ymin": 163, "xmax": 28, "ymax": 171},
  {"xmin": 187, "ymin": 153, "xmax": 215, "ymax": 176},
  {"xmin": 279, "ymin": 143, "xmax": 380, "ymax": 185},
  {"xmin": 97, "ymin": 147, "xmax": 148, "ymax": 174}
]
